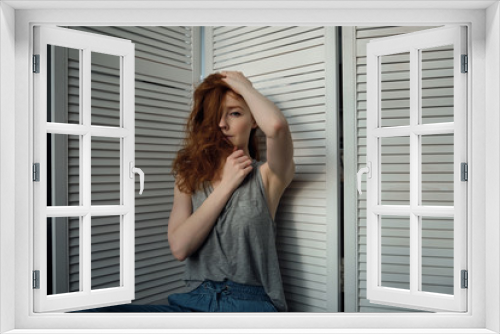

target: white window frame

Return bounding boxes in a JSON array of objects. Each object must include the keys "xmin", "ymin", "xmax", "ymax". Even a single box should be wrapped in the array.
[
  {"xmin": 33, "ymin": 25, "xmax": 136, "ymax": 312},
  {"xmin": 365, "ymin": 26, "xmax": 468, "ymax": 312},
  {"xmin": 1, "ymin": 2, "xmax": 498, "ymax": 334}
]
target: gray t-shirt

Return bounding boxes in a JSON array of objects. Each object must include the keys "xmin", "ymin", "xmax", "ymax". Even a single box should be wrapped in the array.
[{"xmin": 184, "ymin": 160, "xmax": 287, "ymax": 311}]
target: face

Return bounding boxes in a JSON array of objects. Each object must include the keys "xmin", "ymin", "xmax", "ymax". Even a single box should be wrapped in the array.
[{"xmin": 219, "ymin": 92, "xmax": 257, "ymax": 155}]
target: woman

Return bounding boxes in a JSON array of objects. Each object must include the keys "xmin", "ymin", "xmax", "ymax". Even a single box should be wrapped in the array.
[
  {"xmin": 167, "ymin": 71, "xmax": 294, "ymax": 312},
  {"xmin": 76, "ymin": 71, "xmax": 294, "ymax": 313}
]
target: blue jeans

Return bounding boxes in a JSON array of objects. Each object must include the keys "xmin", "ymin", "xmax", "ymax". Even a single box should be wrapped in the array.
[{"xmin": 74, "ymin": 280, "xmax": 278, "ymax": 312}]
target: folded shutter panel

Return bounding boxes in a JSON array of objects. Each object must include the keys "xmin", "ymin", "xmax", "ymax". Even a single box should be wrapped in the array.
[
  {"xmin": 68, "ymin": 26, "xmax": 199, "ymax": 303},
  {"xmin": 344, "ymin": 26, "xmax": 454, "ymax": 312},
  {"xmin": 207, "ymin": 26, "xmax": 339, "ymax": 312}
]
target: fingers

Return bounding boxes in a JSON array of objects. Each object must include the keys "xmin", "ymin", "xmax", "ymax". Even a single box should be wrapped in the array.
[
  {"xmin": 228, "ymin": 151, "xmax": 252, "ymax": 165},
  {"xmin": 228, "ymin": 148, "xmax": 245, "ymax": 158},
  {"xmin": 242, "ymin": 164, "xmax": 253, "ymax": 176},
  {"xmin": 226, "ymin": 149, "xmax": 252, "ymax": 168}
]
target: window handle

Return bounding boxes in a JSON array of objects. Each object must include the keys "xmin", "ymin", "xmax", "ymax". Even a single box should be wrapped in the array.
[
  {"xmin": 357, "ymin": 162, "xmax": 371, "ymax": 195},
  {"xmin": 129, "ymin": 162, "xmax": 145, "ymax": 195}
]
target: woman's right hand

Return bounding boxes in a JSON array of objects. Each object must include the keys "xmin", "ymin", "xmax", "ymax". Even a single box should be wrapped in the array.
[{"xmin": 220, "ymin": 148, "xmax": 253, "ymax": 192}]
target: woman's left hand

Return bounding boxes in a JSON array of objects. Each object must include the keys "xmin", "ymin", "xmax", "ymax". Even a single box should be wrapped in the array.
[{"xmin": 220, "ymin": 71, "xmax": 254, "ymax": 96}]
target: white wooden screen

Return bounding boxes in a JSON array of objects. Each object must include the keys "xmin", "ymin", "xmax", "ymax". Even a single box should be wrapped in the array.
[
  {"xmin": 33, "ymin": 25, "xmax": 136, "ymax": 312},
  {"xmin": 66, "ymin": 27, "xmax": 200, "ymax": 303},
  {"xmin": 364, "ymin": 26, "xmax": 467, "ymax": 312},
  {"xmin": 205, "ymin": 26, "xmax": 340, "ymax": 312}
]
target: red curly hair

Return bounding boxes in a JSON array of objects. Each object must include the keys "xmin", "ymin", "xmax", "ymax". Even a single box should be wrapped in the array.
[{"xmin": 172, "ymin": 73, "xmax": 260, "ymax": 195}]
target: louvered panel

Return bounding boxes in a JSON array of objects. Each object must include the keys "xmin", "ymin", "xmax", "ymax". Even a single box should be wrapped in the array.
[
  {"xmin": 136, "ymin": 91, "xmax": 192, "ymax": 106},
  {"xmin": 210, "ymin": 26, "xmax": 338, "ymax": 312},
  {"xmin": 145, "ymin": 26, "xmax": 192, "ymax": 37},
  {"xmin": 214, "ymin": 27, "xmax": 299, "ymax": 48},
  {"xmin": 280, "ymin": 195, "xmax": 327, "ymax": 207},
  {"xmin": 66, "ymin": 26, "xmax": 197, "ymax": 304},
  {"xmin": 277, "ymin": 212, "xmax": 326, "ymax": 225},
  {"xmin": 278, "ymin": 243, "xmax": 326, "ymax": 258},
  {"xmin": 136, "ymin": 81, "xmax": 191, "ymax": 99},
  {"xmin": 215, "ymin": 37, "xmax": 325, "ymax": 69},
  {"xmin": 75, "ymin": 27, "xmax": 193, "ymax": 70},
  {"xmin": 213, "ymin": 26, "xmax": 268, "ymax": 41},
  {"xmin": 279, "ymin": 251, "xmax": 327, "ymax": 267},
  {"xmin": 277, "ymin": 96, "xmax": 327, "ymax": 111},
  {"xmin": 283, "ymin": 281, "xmax": 327, "ymax": 302},
  {"xmin": 82, "ymin": 26, "xmax": 193, "ymax": 55},
  {"xmin": 214, "ymin": 27, "xmax": 324, "ymax": 63}
]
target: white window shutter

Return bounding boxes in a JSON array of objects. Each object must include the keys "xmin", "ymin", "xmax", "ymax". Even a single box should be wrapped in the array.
[
  {"xmin": 206, "ymin": 26, "xmax": 340, "ymax": 312},
  {"xmin": 66, "ymin": 27, "xmax": 200, "ymax": 304},
  {"xmin": 33, "ymin": 25, "xmax": 136, "ymax": 312},
  {"xmin": 365, "ymin": 25, "xmax": 467, "ymax": 312}
]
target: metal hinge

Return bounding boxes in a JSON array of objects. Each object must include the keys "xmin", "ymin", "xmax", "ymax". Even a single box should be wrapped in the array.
[
  {"xmin": 33, "ymin": 54, "xmax": 40, "ymax": 73},
  {"xmin": 461, "ymin": 163, "xmax": 468, "ymax": 181},
  {"xmin": 461, "ymin": 270, "xmax": 468, "ymax": 289},
  {"xmin": 33, "ymin": 163, "xmax": 40, "ymax": 182},
  {"xmin": 461, "ymin": 54, "xmax": 468, "ymax": 73},
  {"xmin": 33, "ymin": 270, "xmax": 40, "ymax": 289}
]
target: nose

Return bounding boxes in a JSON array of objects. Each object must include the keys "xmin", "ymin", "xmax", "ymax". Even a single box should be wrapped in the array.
[{"xmin": 219, "ymin": 115, "xmax": 227, "ymax": 129}]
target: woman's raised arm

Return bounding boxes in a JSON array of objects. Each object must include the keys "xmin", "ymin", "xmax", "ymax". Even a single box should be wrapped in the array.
[{"xmin": 221, "ymin": 71, "xmax": 295, "ymax": 184}]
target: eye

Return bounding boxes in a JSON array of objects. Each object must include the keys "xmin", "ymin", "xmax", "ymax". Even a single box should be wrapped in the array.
[{"xmin": 229, "ymin": 111, "xmax": 241, "ymax": 117}]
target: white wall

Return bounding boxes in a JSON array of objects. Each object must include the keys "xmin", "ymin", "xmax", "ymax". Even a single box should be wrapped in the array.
[
  {"xmin": 0, "ymin": 2, "xmax": 16, "ymax": 333},
  {"xmin": 485, "ymin": 2, "xmax": 500, "ymax": 333},
  {"xmin": 1, "ymin": 3, "xmax": 497, "ymax": 333}
]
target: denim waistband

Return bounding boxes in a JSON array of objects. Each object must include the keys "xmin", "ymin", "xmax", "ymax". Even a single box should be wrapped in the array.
[{"xmin": 197, "ymin": 280, "xmax": 269, "ymax": 300}]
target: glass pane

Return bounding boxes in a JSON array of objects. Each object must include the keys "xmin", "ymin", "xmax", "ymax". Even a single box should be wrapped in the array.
[
  {"xmin": 47, "ymin": 134, "xmax": 80, "ymax": 206},
  {"xmin": 421, "ymin": 217, "xmax": 454, "ymax": 295},
  {"xmin": 421, "ymin": 45, "xmax": 454, "ymax": 125},
  {"xmin": 381, "ymin": 215, "xmax": 410, "ymax": 290},
  {"xmin": 91, "ymin": 216, "xmax": 121, "ymax": 290},
  {"xmin": 47, "ymin": 217, "xmax": 80, "ymax": 295},
  {"xmin": 47, "ymin": 45, "xmax": 80, "ymax": 124},
  {"xmin": 381, "ymin": 136, "xmax": 410, "ymax": 205},
  {"xmin": 380, "ymin": 52, "xmax": 410, "ymax": 127},
  {"xmin": 421, "ymin": 134, "xmax": 454, "ymax": 206},
  {"xmin": 91, "ymin": 137, "xmax": 121, "ymax": 206},
  {"xmin": 91, "ymin": 52, "xmax": 121, "ymax": 127}
]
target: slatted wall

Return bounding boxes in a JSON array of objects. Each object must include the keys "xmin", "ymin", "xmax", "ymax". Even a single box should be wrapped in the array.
[
  {"xmin": 345, "ymin": 26, "xmax": 454, "ymax": 312},
  {"xmin": 206, "ymin": 26, "xmax": 339, "ymax": 312},
  {"xmin": 67, "ymin": 26, "xmax": 199, "ymax": 303}
]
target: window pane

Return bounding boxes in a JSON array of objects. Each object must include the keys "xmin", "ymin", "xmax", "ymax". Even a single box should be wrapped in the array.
[
  {"xmin": 380, "ymin": 52, "xmax": 410, "ymax": 127},
  {"xmin": 47, "ymin": 217, "xmax": 80, "ymax": 295},
  {"xmin": 91, "ymin": 137, "xmax": 121, "ymax": 206},
  {"xmin": 91, "ymin": 216, "xmax": 121, "ymax": 290},
  {"xmin": 421, "ymin": 217, "xmax": 454, "ymax": 295},
  {"xmin": 91, "ymin": 52, "xmax": 121, "ymax": 127},
  {"xmin": 421, "ymin": 45, "xmax": 454, "ymax": 125},
  {"xmin": 381, "ymin": 215, "xmax": 410, "ymax": 290},
  {"xmin": 381, "ymin": 136, "xmax": 410, "ymax": 205},
  {"xmin": 421, "ymin": 134, "xmax": 454, "ymax": 206},
  {"xmin": 47, "ymin": 45, "xmax": 80, "ymax": 124},
  {"xmin": 47, "ymin": 134, "xmax": 80, "ymax": 206}
]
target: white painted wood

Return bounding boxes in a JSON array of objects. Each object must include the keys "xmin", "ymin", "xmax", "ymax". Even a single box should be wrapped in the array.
[
  {"xmin": 366, "ymin": 26, "xmax": 467, "ymax": 312},
  {"xmin": 207, "ymin": 26, "xmax": 340, "ymax": 312},
  {"xmin": 0, "ymin": 3, "xmax": 16, "ymax": 332},
  {"xmin": 33, "ymin": 25, "xmax": 135, "ymax": 312}
]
